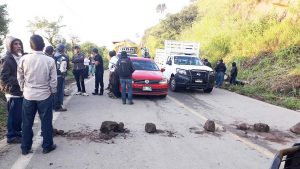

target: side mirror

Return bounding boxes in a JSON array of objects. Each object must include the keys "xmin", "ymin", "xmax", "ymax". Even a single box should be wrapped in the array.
[{"xmin": 161, "ymin": 68, "xmax": 165, "ymax": 72}]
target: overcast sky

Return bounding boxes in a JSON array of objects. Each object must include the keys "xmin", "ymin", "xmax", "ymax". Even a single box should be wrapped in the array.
[{"xmin": 1, "ymin": 0, "xmax": 191, "ymax": 51}]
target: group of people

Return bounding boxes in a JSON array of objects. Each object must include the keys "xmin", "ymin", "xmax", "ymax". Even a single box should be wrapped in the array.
[
  {"xmin": 0, "ymin": 34, "xmax": 136, "ymax": 155},
  {"xmin": 203, "ymin": 58, "xmax": 238, "ymax": 87}
]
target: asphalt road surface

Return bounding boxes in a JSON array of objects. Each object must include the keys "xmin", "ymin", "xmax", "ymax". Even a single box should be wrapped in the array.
[{"xmin": 0, "ymin": 71, "xmax": 299, "ymax": 169}]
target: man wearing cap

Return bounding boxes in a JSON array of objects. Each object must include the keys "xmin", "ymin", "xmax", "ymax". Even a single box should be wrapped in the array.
[
  {"xmin": 91, "ymin": 48, "xmax": 104, "ymax": 95},
  {"xmin": 116, "ymin": 51, "xmax": 135, "ymax": 104},
  {"xmin": 72, "ymin": 45, "xmax": 89, "ymax": 96},
  {"xmin": 53, "ymin": 44, "xmax": 68, "ymax": 111},
  {"xmin": 0, "ymin": 36, "xmax": 24, "ymax": 144}
]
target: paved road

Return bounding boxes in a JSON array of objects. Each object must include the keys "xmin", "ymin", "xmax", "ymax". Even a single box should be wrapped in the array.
[{"xmin": 0, "ymin": 71, "xmax": 299, "ymax": 169}]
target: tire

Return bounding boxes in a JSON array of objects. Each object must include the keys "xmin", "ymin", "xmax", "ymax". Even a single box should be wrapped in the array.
[
  {"xmin": 204, "ymin": 88, "xmax": 213, "ymax": 93},
  {"xmin": 170, "ymin": 76, "xmax": 178, "ymax": 92},
  {"xmin": 160, "ymin": 94, "xmax": 167, "ymax": 98}
]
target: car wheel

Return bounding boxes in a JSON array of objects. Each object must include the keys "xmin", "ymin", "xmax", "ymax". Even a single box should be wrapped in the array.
[
  {"xmin": 204, "ymin": 88, "xmax": 213, "ymax": 93},
  {"xmin": 160, "ymin": 94, "xmax": 167, "ymax": 98},
  {"xmin": 170, "ymin": 76, "xmax": 177, "ymax": 92}
]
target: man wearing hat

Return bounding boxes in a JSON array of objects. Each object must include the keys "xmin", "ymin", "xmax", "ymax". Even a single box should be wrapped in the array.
[
  {"xmin": 53, "ymin": 44, "xmax": 68, "ymax": 111},
  {"xmin": 91, "ymin": 48, "xmax": 104, "ymax": 95},
  {"xmin": 116, "ymin": 51, "xmax": 135, "ymax": 104}
]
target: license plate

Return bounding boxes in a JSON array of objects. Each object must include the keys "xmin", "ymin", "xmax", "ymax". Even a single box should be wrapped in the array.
[
  {"xmin": 142, "ymin": 86, "xmax": 152, "ymax": 91},
  {"xmin": 195, "ymin": 79, "xmax": 203, "ymax": 83}
]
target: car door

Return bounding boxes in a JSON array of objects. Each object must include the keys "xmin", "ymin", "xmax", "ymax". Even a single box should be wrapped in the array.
[{"xmin": 163, "ymin": 56, "xmax": 172, "ymax": 80}]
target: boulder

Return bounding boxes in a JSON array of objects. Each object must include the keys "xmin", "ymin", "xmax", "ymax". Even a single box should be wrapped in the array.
[
  {"xmin": 290, "ymin": 122, "xmax": 300, "ymax": 135},
  {"xmin": 237, "ymin": 123, "xmax": 250, "ymax": 131},
  {"xmin": 253, "ymin": 123, "xmax": 270, "ymax": 132},
  {"xmin": 118, "ymin": 122, "xmax": 125, "ymax": 132},
  {"xmin": 100, "ymin": 121, "xmax": 119, "ymax": 133},
  {"xmin": 204, "ymin": 120, "xmax": 215, "ymax": 132},
  {"xmin": 145, "ymin": 123, "xmax": 157, "ymax": 133}
]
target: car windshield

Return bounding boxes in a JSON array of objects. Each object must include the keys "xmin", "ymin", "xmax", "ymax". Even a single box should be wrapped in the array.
[
  {"xmin": 174, "ymin": 56, "xmax": 203, "ymax": 66},
  {"xmin": 132, "ymin": 60, "xmax": 159, "ymax": 71}
]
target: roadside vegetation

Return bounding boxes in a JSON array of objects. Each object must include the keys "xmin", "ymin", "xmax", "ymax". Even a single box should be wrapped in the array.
[{"xmin": 142, "ymin": 0, "xmax": 300, "ymax": 110}]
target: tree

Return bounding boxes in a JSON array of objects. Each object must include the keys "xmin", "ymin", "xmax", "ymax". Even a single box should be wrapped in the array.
[
  {"xmin": 0, "ymin": 4, "xmax": 10, "ymax": 53},
  {"xmin": 27, "ymin": 16, "xmax": 65, "ymax": 47}
]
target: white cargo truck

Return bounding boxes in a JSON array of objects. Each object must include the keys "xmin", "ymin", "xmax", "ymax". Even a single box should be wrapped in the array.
[{"xmin": 156, "ymin": 40, "xmax": 215, "ymax": 93}]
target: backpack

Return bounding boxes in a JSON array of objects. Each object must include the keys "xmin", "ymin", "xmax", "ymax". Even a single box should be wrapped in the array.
[
  {"xmin": 54, "ymin": 55, "xmax": 66, "ymax": 75},
  {"xmin": 116, "ymin": 58, "xmax": 132, "ymax": 78}
]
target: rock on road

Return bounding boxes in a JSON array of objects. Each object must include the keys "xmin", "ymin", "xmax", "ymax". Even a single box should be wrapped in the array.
[{"xmin": 0, "ymin": 71, "xmax": 299, "ymax": 169}]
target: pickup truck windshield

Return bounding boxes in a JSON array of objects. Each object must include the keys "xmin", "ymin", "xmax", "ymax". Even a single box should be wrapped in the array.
[
  {"xmin": 132, "ymin": 60, "xmax": 160, "ymax": 71},
  {"xmin": 174, "ymin": 56, "xmax": 203, "ymax": 66}
]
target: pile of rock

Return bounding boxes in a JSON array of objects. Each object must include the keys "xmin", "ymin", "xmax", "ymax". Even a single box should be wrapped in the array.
[{"xmin": 99, "ymin": 121, "xmax": 127, "ymax": 140}]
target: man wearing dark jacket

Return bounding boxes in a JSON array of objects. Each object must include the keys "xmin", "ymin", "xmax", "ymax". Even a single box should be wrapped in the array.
[
  {"xmin": 0, "ymin": 36, "xmax": 24, "ymax": 144},
  {"xmin": 116, "ymin": 51, "xmax": 135, "ymax": 105},
  {"xmin": 91, "ymin": 48, "xmax": 104, "ymax": 95},
  {"xmin": 230, "ymin": 62, "xmax": 238, "ymax": 85},
  {"xmin": 215, "ymin": 59, "xmax": 227, "ymax": 88},
  {"xmin": 203, "ymin": 58, "xmax": 212, "ymax": 68},
  {"xmin": 72, "ymin": 45, "xmax": 88, "ymax": 96}
]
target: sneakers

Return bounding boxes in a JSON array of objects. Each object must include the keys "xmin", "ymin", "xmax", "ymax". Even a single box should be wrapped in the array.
[
  {"xmin": 75, "ymin": 92, "xmax": 82, "ymax": 95},
  {"xmin": 42, "ymin": 144, "xmax": 56, "ymax": 154},
  {"xmin": 7, "ymin": 137, "xmax": 21, "ymax": 144},
  {"xmin": 81, "ymin": 92, "xmax": 89, "ymax": 96},
  {"xmin": 92, "ymin": 92, "xmax": 98, "ymax": 95}
]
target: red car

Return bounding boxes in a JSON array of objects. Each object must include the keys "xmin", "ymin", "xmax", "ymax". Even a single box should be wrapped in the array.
[{"xmin": 129, "ymin": 57, "xmax": 168, "ymax": 97}]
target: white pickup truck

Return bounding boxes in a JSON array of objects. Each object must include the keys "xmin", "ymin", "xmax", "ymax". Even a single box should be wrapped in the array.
[{"xmin": 155, "ymin": 40, "xmax": 215, "ymax": 93}]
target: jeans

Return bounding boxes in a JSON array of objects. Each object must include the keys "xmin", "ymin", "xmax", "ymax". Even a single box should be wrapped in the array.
[
  {"xmin": 54, "ymin": 76, "xmax": 64, "ymax": 109},
  {"xmin": 216, "ymin": 71, "xmax": 225, "ymax": 87},
  {"xmin": 89, "ymin": 65, "xmax": 95, "ymax": 75},
  {"xmin": 73, "ymin": 69, "xmax": 86, "ymax": 93},
  {"xmin": 95, "ymin": 72, "xmax": 104, "ymax": 94},
  {"xmin": 6, "ymin": 97, "xmax": 23, "ymax": 140},
  {"xmin": 230, "ymin": 76, "xmax": 237, "ymax": 85},
  {"xmin": 21, "ymin": 95, "xmax": 54, "ymax": 151},
  {"xmin": 120, "ymin": 78, "xmax": 133, "ymax": 103}
]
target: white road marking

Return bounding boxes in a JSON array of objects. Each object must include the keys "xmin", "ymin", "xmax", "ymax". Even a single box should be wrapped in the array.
[{"xmin": 167, "ymin": 95, "xmax": 274, "ymax": 158}]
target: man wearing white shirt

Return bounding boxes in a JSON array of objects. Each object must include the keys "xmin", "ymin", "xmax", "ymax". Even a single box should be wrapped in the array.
[{"xmin": 18, "ymin": 34, "xmax": 57, "ymax": 155}]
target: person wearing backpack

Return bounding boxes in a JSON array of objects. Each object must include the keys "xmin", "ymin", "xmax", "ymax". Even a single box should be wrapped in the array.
[
  {"xmin": 53, "ymin": 44, "xmax": 68, "ymax": 111},
  {"xmin": 116, "ymin": 51, "xmax": 135, "ymax": 105}
]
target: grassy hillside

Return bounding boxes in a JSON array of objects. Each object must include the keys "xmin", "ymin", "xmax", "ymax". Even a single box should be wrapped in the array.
[{"xmin": 142, "ymin": 0, "xmax": 300, "ymax": 110}]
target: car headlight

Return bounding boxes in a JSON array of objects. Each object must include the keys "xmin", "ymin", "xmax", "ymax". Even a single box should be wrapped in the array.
[
  {"xmin": 159, "ymin": 78, "xmax": 168, "ymax": 84},
  {"xmin": 176, "ymin": 68, "xmax": 187, "ymax": 75},
  {"xmin": 209, "ymin": 71, "xmax": 215, "ymax": 76}
]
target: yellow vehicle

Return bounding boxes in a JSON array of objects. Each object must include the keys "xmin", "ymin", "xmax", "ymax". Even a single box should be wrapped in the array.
[{"xmin": 112, "ymin": 40, "xmax": 141, "ymax": 57}]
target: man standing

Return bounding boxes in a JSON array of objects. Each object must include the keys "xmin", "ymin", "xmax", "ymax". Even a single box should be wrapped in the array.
[
  {"xmin": 0, "ymin": 36, "xmax": 24, "ymax": 144},
  {"xmin": 116, "ymin": 51, "xmax": 135, "ymax": 105},
  {"xmin": 203, "ymin": 58, "xmax": 212, "ymax": 68},
  {"xmin": 108, "ymin": 50, "xmax": 120, "ymax": 98},
  {"xmin": 72, "ymin": 45, "xmax": 89, "ymax": 96},
  {"xmin": 91, "ymin": 48, "xmax": 104, "ymax": 95},
  {"xmin": 18, "ymin": 35, "xmax": 57, "ymax": 155},
  {"xmin": 230, "ymin": 62, "xmax": 238, "ymax": 85},
  {"xmin": 215, "ymin": 59, "xmax": 227, "ymax": 88},
  {"xmin": 53, "ymin": 44, "xmax": 68, "ymax": 111}
]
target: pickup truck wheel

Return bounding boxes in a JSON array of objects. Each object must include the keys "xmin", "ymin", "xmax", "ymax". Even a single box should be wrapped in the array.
[
  {"xmin": 204, "ymin": 88, "xmax": 213, "ymax": 93},
  {"xmin": 170, "ymin": 76, "xmax": 178, "ymax": 92}
]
